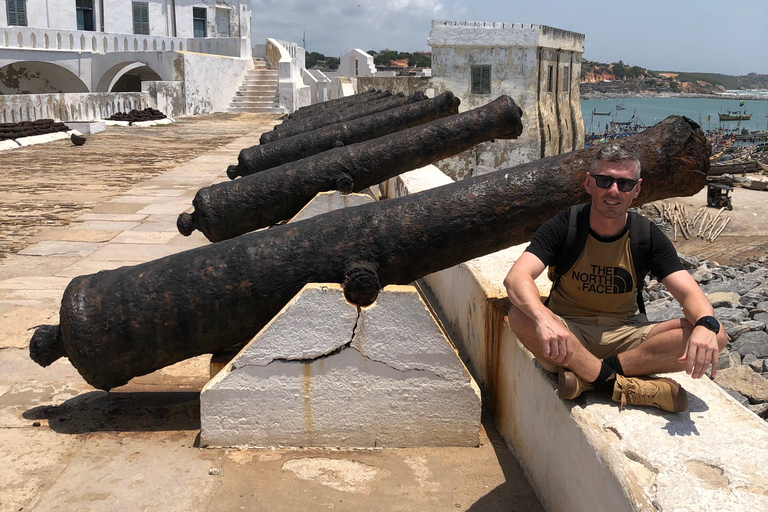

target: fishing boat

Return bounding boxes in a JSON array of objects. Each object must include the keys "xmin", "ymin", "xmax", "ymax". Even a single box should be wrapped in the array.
[
  {"xmin": 616, "ymin": 101, "xmax": 626, "ymax": 110},
  {"xmin": 719, "ymin": 110, "xmax": 752, "ymax": 121},
  {"xmin": 757, "ymin": 159, "xmax": 768, "ymax": 173},
  {"xmin": 592, "ymin": 109, "xmax": 612, "ymax": 116}
]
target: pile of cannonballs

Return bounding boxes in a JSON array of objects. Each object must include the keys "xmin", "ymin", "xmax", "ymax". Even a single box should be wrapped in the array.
[
  {"xmin": 0, "ymin": 119, "xmax": 70, "ymax": 141},
  {"xmin": 108, "ymin": 108, "xmax": 167, "ymax": 123}
]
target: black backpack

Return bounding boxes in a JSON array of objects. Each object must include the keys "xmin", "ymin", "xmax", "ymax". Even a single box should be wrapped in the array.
[{"xmin": 545, "ymin": 203, "xmax": 653, "ymax": 315}]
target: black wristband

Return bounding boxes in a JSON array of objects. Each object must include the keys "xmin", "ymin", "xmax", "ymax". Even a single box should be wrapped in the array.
[{"xmin": 695, "ymin": 316, "xmax": 720, "ymax": 334}]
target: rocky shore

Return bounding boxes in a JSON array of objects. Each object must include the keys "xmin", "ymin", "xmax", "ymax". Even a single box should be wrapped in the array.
[
  {"xmin": 644, "ymin": 255, "xmax": 768, "ymax": 420},
  {"xmin": 581, "ymin": 91, "xmax": 768, "ymax": 101}
]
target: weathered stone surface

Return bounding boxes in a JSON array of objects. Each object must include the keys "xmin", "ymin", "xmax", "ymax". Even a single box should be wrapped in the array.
[
  {"xmin": 752, "ymin": 312, "xmax": 768, "ymax": 324},
  {"xmin": 707, "ymin": 291, "xmax": 742, "ymax": 308},
  {"xmin": 731, "ymin": 331, "xmax": 768, "ymax": 358},
  {"xmin": 714, "ymin": 306, "xmax": 750, "ymax": 323},
  {"xmin": 749, "ymin": 358, "xmax": 765, "ymax": 373},
  {"xmin": 743, "ymin": 353, "xmax": 758, "ymax": 365},
  {"xmin": 748, "ymin": 402, "xmax": 768, "ymax": 418},
  {"xmin": 201, "ymin": 284, "xmax": 481, "ymax": 448},
  {"xmin": 720, "ymin": 386, "xmax": 750, "ymax": 406},
  {"xmin": 719, "ymin": 351, "xmax": 741, "ymax": 370},
  {"xmin": 724, "ymin": 320, "xmax": 750, "ymax": 341},
  {"xmin": 742, "ymin": 319, "xmax": 767, "ymax": 331},
  {"xmin": 715, "ymin": 365, "xmax": 768, "ymax": 403},
  {"xmin": 645, "ymin": 303, "xmax": 684, "ymax": 322}
]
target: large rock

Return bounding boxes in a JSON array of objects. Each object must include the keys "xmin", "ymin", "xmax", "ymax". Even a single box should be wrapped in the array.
[
  {"xmin": 718, "ymin": 351, "xmax": 741, "ymax": 370},
  {"xmin": 731, "ymin": 331, "xmax": 768, "ymax": 358},
  {"xmin": 715, "ymin": 365, "xmax": 768, "ymax": 404},
  {"xmin": 714, "ymin": 306, "xmax": 749, "ymax": 323},
  {"xmin": 707, "ymin": 291, "xmax": 742, "ymax": 308}
]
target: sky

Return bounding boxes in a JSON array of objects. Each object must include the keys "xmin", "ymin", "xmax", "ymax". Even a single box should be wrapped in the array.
[{"xmin": 250, "ymin": 0, "xmax": 768, "ymax": 76}]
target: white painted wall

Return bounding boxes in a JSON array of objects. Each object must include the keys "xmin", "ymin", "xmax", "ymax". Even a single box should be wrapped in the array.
[
  {"xmin": 428, "ymin": 19, "xmax": 585, "ymax": 180},
  {"xmin": 338, "ymin": 48, "xmax": 375, "ymax": 77},
  {"xmin": 0, "ymin": 0, "xmax": 245, "ymax": 38}
]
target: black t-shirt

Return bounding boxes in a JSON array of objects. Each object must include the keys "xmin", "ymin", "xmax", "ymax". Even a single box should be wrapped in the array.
[{"xmin": 526, "ymin": 208, "xmax": 684, "ymax": 283}]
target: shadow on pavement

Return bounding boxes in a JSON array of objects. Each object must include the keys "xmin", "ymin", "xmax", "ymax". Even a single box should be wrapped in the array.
[
  {"xmin": 23, "ymin": 390, "xmax": 200, "ymax": 434},
  {"xmin": 466, "ymin": 411, "xmax": 545, "ymax": 512}
]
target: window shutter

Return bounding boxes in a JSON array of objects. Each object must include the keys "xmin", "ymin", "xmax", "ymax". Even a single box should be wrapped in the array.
[
  {"xmin": 133, "ymin": 3, "xmax": 141, "ymax": 34},
  {"xmin": 481, "ymin": 66, "xmax": 491, "ymax": 94},
  {"xmin": 472, "ymin": 66, "xmax": 481, "ymax": 93},
  {"xmin": 17, "ymin": 0, "xmax": 27, "ymax": 26},
  {"xmin": 8, "ymin": 0, "xmax": 28, "ymax": 27},
  {"xmin": 141, "ymin": 4, "xmax": 148, "ymax": 33}
]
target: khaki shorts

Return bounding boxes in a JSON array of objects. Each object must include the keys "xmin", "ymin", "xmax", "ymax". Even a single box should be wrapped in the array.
[{"xmin": 537, "ymin": 314, "xmax": 657, "ymax": 373}]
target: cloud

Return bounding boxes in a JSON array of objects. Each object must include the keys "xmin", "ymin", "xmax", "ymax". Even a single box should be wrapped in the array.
[{"xmin": 250, "ymin": 0, "xmax": 444, "ymax": 55}]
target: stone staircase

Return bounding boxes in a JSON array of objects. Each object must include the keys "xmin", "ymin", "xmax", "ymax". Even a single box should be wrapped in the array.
[{"xmin": 228, "ymin": 59, "xmax": 283, "ymax": 114}]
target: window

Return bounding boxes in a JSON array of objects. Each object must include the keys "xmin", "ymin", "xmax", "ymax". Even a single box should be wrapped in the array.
[
  {"xmin": 546, "ymin": 65, "xmax": 554, "ymax": 92},
  {"xmin": 471, "ymin": 65, "xmax": 491, "ymax": 95},
  {"xmin": 562, "ymin": 66, "xmax": 570, "ymax": 93},
  {"xmin": 193, "ymin": 7, "xmax": 207, "ymax": 38},
  {"xmin": 76, "ymin": 0, "xmax": 95, "ymax": 31},
  {"xmin": 132, "ymin": 2, "xmax": 149, "ymax": 35},
  {"xmin": 6, "ymin": 0, "xmax": 27, "ymax": 26}
]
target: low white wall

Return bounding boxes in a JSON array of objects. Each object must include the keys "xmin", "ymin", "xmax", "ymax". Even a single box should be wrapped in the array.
[
  {"xmin": 141, "ymin": 80, "xmax": 184, "ymax": 117},
  {"xmin": 382, "ymin": 165, "xmax": 768, "ymax": 512},
  {"xmin": 263, "ymin": 38, "xmax": 309, "ymax": 113},
  {"xmin": 179, "ymin": 52, "xmax": 250, "ymax": 115},
  {"xmin": 0, "ymin": 91, "xmax": 148, "ymax": 123}
]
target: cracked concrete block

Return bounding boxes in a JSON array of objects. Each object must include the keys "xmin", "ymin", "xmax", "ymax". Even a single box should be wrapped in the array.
[
  {"xmin": 289, "ymin": 191, "xmax": 374, "ymax": 223},
  {"xmin": 201, "ymin": 283, "xmax": 481, "ymax": 448}
]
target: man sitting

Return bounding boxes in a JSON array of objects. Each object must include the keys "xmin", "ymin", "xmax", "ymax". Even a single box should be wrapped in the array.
[{"xmin": 503, "ymin": 145, "xmax": 727, "ymax": 412}]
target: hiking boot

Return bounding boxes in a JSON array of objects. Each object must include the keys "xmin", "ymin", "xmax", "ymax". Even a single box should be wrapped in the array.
[
  {"xmin": 611, "ymin": 375, "xmax": 688, "ymax": 413},
  {"xmin": 558, "ymin": 368, "xmax": 594, "ymax": 400}
]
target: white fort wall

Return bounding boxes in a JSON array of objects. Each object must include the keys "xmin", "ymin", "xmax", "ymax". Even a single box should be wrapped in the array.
[
  {"xmin": 427, "ymin": 20, "xmax": 585, "ymax": 180},
  {"xmin": 380, "ymin": 166, "xmax": 768, "ymax": 512}
]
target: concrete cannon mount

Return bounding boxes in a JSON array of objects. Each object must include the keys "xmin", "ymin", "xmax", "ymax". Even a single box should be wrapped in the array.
[{"xmin": 201, "ymin": 283, "xmax": 481, "ymax": 448}]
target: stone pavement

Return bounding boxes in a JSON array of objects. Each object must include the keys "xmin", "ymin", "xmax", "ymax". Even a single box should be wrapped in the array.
[{"xmin": 0, "ymin": 115, "xmax": 542, "ymax": 512}]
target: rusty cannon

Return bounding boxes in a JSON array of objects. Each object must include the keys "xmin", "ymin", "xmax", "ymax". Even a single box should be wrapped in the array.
[
  {"xmin": 29, "ymin": 116, "xmax": 708, "ymax": 391},
  {"xmin": 226, "ymin": 91, "xmax": 461, "ymax": 179},
  {"xmin": 276, "ymin": 93, "xmax": 404, "ymax": 131},
  {"xmin": 285, "ymin": 89, "xmax": 392, "ymax": 120},
  {"xmin": 260, "ymin": 91, "xmax": 428, "ymax": 145},
  {"xmin": 179, "ymin": 95, "xmax": 524, "ymax": 242}
]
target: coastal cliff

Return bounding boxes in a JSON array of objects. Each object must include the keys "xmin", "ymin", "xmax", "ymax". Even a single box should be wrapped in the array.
[{"xmin": 581, "ymin": 60, "xmax": 768, "ymax": 99}]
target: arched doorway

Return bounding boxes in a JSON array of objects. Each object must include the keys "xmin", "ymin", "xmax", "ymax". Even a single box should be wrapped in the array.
[{"xmin": 0, "ymin": 61, "xmax": 89, "ymax": 94}]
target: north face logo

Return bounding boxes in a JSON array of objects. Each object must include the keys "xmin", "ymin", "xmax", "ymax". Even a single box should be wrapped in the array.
[{"xmin": 571, "ymin": 265, "xmax": 634, "ymax": 294}]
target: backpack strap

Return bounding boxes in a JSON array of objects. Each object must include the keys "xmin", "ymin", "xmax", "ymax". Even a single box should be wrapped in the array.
[
  {"xmin": 628, "ymin": 211, "xmax": 652, "ymax": 315},
  {"xmin": 545, "ymin": 203, "xmax": 590, "ymax": 306}
]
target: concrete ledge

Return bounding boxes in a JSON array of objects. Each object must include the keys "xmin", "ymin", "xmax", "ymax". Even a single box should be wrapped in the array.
[
  {"xmin": 382, "ymin": 165, "xmax": 768, "ymax": 511},
  {"xmin": 66, "ymin": 121, "xmax": 106, "ymax": 134},
  {"xmin": 200, "ymin": 283, "xmax": 481, "ymax": 448},
  {"xmin": 290, "ymin": 190, "xmax": 374, "ymax": 223}
]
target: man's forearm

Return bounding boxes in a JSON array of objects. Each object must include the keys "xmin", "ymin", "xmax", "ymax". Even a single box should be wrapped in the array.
[{"xmin": 505, "ymin": 271, "xmax": 550, "ymax": 321}]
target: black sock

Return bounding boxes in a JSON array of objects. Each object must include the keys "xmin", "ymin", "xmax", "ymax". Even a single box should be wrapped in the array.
[
  {"xmin": 589, "ymin": 362, "xmax": 617, "ymax": 393},
  {"xmin": 603, "ymin": 355, "xmax": 625, "ymax": 376}
]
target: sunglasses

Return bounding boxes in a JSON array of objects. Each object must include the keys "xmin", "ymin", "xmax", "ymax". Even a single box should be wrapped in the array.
[{"xmin": 589, "ymin": 173, "xmax": 638, "ymax": 192}]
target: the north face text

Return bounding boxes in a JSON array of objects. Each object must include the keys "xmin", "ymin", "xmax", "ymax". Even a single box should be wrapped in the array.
[{"xmin": 571, "ymin": 265, "xmax": 633, "ymax": 294}]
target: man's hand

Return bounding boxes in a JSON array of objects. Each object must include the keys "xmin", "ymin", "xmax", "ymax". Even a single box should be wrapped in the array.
[
  {"xmin": 678, "ymin": 326, "xmax": 720, "ymax": 379},
  {"xmin": 535, "ymin": 312, "xmax": 574, "ymax": 366}
]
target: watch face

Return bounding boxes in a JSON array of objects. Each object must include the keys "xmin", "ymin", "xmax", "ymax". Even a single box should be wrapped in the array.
[{"xmin": 697, "ymin": 316, "xmax": 720, "ymax": 333}]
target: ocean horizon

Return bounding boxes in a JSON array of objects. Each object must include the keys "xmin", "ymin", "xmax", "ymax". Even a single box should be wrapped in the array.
[{"xmin": 580, "ymin": 95, "xmax": 768, "ymax": 135}]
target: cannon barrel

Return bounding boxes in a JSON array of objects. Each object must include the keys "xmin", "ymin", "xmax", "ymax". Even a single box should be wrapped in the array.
[
  {"xmin": 226, "ymin": 91, "xmax": 461, "ymax": 179},
  {"xmin": 286, "ymin": 89, "xmax": 392, "ymax": 120},
  {"xmin": 179, "ymin": 95, "xmax": 523, "ymax": 242},
  {"xmin": 260, "ymin": 91, "xmax": 427, "ymax": 144},
  {"xmin": 30, "ymin": 116, "xmax": 708, "ymax": 391}
]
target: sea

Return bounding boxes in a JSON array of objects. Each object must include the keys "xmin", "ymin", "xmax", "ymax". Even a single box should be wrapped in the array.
[{"xmin": 580, "ymin": 92, "xmax": 768, "ymax": 136}]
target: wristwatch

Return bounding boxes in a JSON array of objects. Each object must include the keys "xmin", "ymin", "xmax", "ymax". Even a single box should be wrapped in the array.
[{"xmin": 695, "ymin": 316, "xmax": 720, "ymax": 334}]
